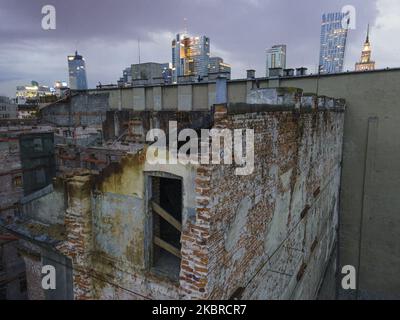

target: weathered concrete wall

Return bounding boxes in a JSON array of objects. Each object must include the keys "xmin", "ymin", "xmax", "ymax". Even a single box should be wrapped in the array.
[
  {"xmin": 88, "ymin": 82, "xmax": 217, "ymax": 111},
  {"xmin": 276, "ymin": 69, "xmax": 400, "ymax": 299},
  {"xmin": 317, "ymin": 244, "xmax": 338, "ymax": 300},
  {"xmin": 21, "ymin": 182, "xmax": 65, "ymax": 225},
  {"xmin": 191, "ymin": 104, "xmax": 344, "ymax": 299},
  {"xmin": 41, "ymin": 92, "xmax": 109, "ymax": 127}
]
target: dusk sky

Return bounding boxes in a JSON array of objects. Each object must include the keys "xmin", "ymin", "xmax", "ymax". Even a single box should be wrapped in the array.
[{"xmin": 0, "ymin": 0, "xmax": 399, "ymax": 97}]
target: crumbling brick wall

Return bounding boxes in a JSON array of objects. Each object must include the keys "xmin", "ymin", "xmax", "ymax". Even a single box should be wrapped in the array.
[
  {"xmin": 190, "ymin": 104, "xmax": 345, "ymax": 299},
  {"xmin": 0, "ymin": 137, "xmax": 22, "ymax": 220},
  {"xmin": 56, "ymin": 175, "xmax": 94, "ymax": 300},
  {"xmin": 38, "ymin": 97, "xmax": 344, "ymax": 300}
]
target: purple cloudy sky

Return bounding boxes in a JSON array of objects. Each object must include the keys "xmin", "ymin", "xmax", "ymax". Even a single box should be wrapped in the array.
[{"xmin": 0, "ymin": 0, "xmax": 399, "ymax": 97}]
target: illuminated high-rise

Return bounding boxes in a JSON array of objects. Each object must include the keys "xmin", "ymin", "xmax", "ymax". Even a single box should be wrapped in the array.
[
  {"xmin": 355, "ymin": 25, "xmax": 375, "ymax": 71},
  {"xmin": 208, "ymin": 57, "xmax": 231, "ymax": 77},
  {"xmin": 319, "ymin": 12, "xmax": 350, "ymax": 74},
  {"xmin": 68, "ymin": 51, "xmax": 88, "ymax": 90},
  {"xmin": 172, "ymin": 34, "xmax": 210, "ymax": 82}
]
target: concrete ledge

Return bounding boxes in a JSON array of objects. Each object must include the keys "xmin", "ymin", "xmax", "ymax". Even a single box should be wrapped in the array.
[{"xmin": 228, "ymin": 103, "xmax": 346, "ymax": 115}]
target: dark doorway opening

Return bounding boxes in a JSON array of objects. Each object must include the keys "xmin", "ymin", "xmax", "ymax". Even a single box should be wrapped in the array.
[{"xmin": 150, "ymin": 176, "xmax": 182, "ymax": 281}]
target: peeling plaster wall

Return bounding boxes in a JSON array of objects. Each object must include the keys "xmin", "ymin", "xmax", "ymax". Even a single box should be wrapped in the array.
[
  {"xmin": 57, "ymin": 150, "xmax": 198, "ymax": 299},
  {"xmin": 199, "ymin": 107, "xmax": 344, "ymax": 299}
]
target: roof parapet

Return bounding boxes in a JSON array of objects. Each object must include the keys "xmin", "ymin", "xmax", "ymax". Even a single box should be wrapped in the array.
[{"xmin": 238, "ymin": 87, "xmax": 345, "ymax": 113}]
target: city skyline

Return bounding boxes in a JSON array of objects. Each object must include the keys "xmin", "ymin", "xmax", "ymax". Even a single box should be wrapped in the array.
[{"xmin": 0, "ymin": 0, "xmax": 398, "ymax": 97}]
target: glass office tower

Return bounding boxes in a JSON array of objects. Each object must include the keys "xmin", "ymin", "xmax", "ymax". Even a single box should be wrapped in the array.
[
  {"xmin": 265, "ymin": 45, "xmax": 287, "ymax": 77},
  {"xmin": 172, "ymin": 34, "xmax": 210, "ymax": 82},
  {"xmin": 319, "ymin": 12, "xmax": 350, "ymax": 74},
  {"xmin": 68, "ymin": 51, "xmax": 88, "ymax": 90}
]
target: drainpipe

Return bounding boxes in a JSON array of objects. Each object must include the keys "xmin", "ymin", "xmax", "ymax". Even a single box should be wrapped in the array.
[{"xmin": 215, "ymin": 75, "xmax": 227, "ymax": 105}]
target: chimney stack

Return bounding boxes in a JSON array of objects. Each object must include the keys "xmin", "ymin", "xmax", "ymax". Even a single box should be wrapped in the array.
[
  {"xmin": 296, "ymin": 67, "xmax": 308, "ymax": 76},
  {"xmin": 247, "ymin": 69, "xmax": 256, "ymax": 79}
]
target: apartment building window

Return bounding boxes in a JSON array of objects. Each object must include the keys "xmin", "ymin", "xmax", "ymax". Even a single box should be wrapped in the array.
[
  {"xmin": 148, "ymin": 174, "xmax": 182, "ymax": 281},
  {"xmin": 13, "ymin": 175, "xmax": 22, "ymax": 188}
]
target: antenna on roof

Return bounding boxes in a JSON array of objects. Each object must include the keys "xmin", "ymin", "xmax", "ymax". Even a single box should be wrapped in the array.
[
  {"xmin": 138, "ymin": 37, "xmax": 141, "ymax": 79},
  {"xmin": 74, "ymin": 40, "xmax": 79, "ymax": 54},
  {"xmin": 138, "ymin": 38, "xmax": 141, "ymax": 65},
  {"xmin": 183, "ymin": 17, "xmax": 188, "ymax": 35}
]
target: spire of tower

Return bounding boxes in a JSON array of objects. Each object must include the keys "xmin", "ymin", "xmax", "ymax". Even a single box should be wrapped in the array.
[
  {"xmin": 366, "ymin": 23, "xmax": 370, "ymax": 43},
  {"xmin": 183, "ymin": 18, "xmax": 188, "ymax": 36}
]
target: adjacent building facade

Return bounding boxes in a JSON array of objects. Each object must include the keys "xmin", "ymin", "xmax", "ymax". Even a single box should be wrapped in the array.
[
  {"xmin": 118, "ymin": 63, "xmax": 173, "ymax": 86},
  {"xmin": 208, "ymin": 57, "xmax": 231, "ymax": 79},
  {"xmin": 319, "ymin": 12, "xmax": 350, "ymax": 74},
  {"xmin": 266, "ymin": 45, "xmax": 286, "ymax": 77},
  {"xmin": 16, "ymin": 82, "xmax": 55, "ymax": 105},
  {"xmin": 0, "ymin": 97, "xmax": 17, "ymax": 120},
  {"xmin": 68, "ymin": 51, "xmax": 88, "ymax": 90},
  {"xmin": 0, "ymin": 123, "xmax": 55, "ymax": 300}
]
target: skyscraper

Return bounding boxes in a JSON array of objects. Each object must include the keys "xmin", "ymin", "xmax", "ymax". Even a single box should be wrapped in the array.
[
  {"xmin": 265, "ymin": 45, "xmax": 286, "ymax": 77},
  {"xmin": 355, "ymin": 25, "xmax": 375, "ymax": 72},
  {"xmin": 208, "ymin": 57, "xmax": 231, "ymax": 76},
  {"xmin": 68, "ymin": 51, "xmax": 88, "ymax": 90},
  {"xmin": 172, "ymin": 34, "xmax": 210, "ymax": 82},
  {"xmin": 319, "ymin": 12, "xmax": 350, "ymax": 74}
]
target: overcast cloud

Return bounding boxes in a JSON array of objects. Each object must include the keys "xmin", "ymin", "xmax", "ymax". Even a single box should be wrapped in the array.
[{"xmin": 1, "ymin": 0, "xmax": 398, "ymax": 97}]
